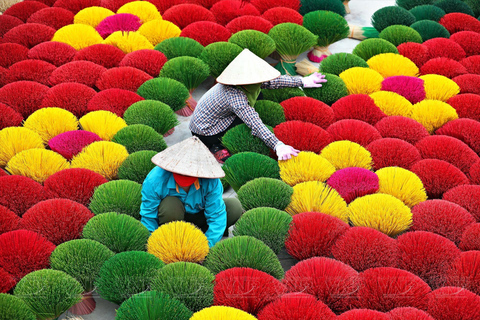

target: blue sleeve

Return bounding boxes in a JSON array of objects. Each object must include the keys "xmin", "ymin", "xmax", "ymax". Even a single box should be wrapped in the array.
[
  {"xmin": 140, "ymin": 169, "xmax": 161, "ymax": 232},
  {"xmin": 203, "ymin": 179, "xmax": 227, "ymax": 247}
]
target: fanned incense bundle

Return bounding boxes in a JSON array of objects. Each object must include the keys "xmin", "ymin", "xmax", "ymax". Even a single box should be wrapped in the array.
[
  {"xmin": 210, "ymin": 0, "xmax": 261, "ymax": 26},
  {"xmin": 28, "ymin": 41, "xmax": 76, "ymax": 67},
  {"xmin": 83, "ymin": 212, "xmax": 149, "ymax": 252},
  {"xmin": 118, "ymin": 150, "xmax": 157, "ymax": 184},
  {"xmin": 0, "ymin": 294, "xmax": 35, "ymax": 320},
  {"xmin": 258, "ymin": 293, "xmax": 336, "ymax": 320},
  {"xmin": 74, "ymin": 6, "xmax": 114, "ymax": 28},
  {"xmin": 420, "ymin": 74, "xmax": 460, "ymax": 101},
  {"xmin": 102, "ymin": 31, "xmax": 154, "ymax": 53},
  {"xmin": 410, "ymin": 5, "xmax": 446, "ymax": 22},
  {"xmin": 352, "ymin": 38, "xmax": 399, "ymax": 61},
  {"xmin": 112, "ymin": 124, "xmax": 167, "ymax": 153},
  {"xmin": 199, "ymin": 42, "xmax": 243, "ymax": 78},
  {"xmin": 74, "ymin": 44, "xmax": 125, "ymax": 68},
  {"xmin": 283, "ymin": 257, "xmax": 358, "ymax": 313},
  {"xmin": 262, "ymin": 7, "xmax": 303, "ymax": 26},
  {"xmin": 95, "ymin": 13, "xmax": 142, "ymax": 38},
  {"xmin": 370, "ymin": 91, "xmax": 414, "ymax": 117},
  {"xmin": 303, "ymin": 10, "xmax": 350, "ymax": 62},
  {"xmin": 79, "ymin": 110, "xmax": 127, "ymax": 141},
  {"xmin": 3, "ymin": 1, "xmax": 48, "ymax": 22},
  {"xmin": 285, "ymin": 181, "xmax": 348, "ymax": 222},
  {"xmin": 154, "ymin": 37, "xmax": 204, "ymax": 59},
  {"xmin": 379, "ymin": 25, "xmax": 423, "ymax": 46},
  {"xmin": 371, "ymin": 6, "xmax": 416, "ymax": 32},
  {"xmin": 223, "ymin": 152, "xmax": 280, "ymax": 192},
  {"xmin": 13, "ymin": 269, "xmax": 83, "ymax": 320},
  {"xmin": 320, "ymin": 140, "xmax": 373, "ymax": 170},
  {"xmin": 339, "ymin": 67, "xmax": 384, "ymax": 95},
  {"xmin": 138, "ymin": 20, "xmax": 181, "ymax": 47},
  {"xmin": 21, "ymin": 199, "xmax": 94, "ymax": 245},
  {"xmin": 50, "ymin": 239, "xmax": 114, "ymax": 295},
  {"xmin": 411, "ymin": 20, "xmax": 450, "ymax": 41},
  {"xmin": 147, "ymin": 221, "xmax": 209, "ymax": 264},
  {"xmin": 434, "ymin": 0, "xmax": 475, "ymax": 16},
  {"xmin": 411, "ymin": 200, "xmax": 475, "ymax": 245},
  {"xmin": 8, "ymin": 60, "xmax": 55, "ymax": 86},
  {"xmin": 285, "ymin": 212, "xmax": 349, "ymax": 260},
  {"xmin": 71, "ymin": 141, "xmax": 129, "ymax": 180},
  {"xmin": 0, "ymin": 176, "xmax": 47, "ymax": 217},
  {"xmin": 229, "ymin": 30, "xmax": 276, "ymax": 59},
  {"xmin": 159, "ymin": 56, "xmax": 210, "ymax": 115},
  {"xmin": 29, "ymin": 7, "xmax": 74, "ymax": 30},
  {"xmin": 52, "ymin": 24, "xmax": 103, "ymax": 50},
  {"xmin": 180, "ymin": 21, "xmax": 232, "ymax": 46},
  {"xmin": 377, "ymin": 167, "xmax": 427, "ymax": 208},
  {"xmin": 151, "ymin": 262, "xmax": 214, "ymax": 312},
  {"xmin": 411, "ymin": 99, "xmax": 459, "ymax": 134},
  {"xmin": 0, "ymin": 127, "xmax": 44, "ymax": 167},
  {"xmin": 116, "ymin": 1, "xmax": 162, "ymax": 22},
  {"xmin": 124, "ymin": 100, "xmax": 179, "ymax": 136},
  {"xmin": 213, "ymin": 268, "xmax": 286, "ymax": 315},
  {"xmin": 116, "ymin": 291, "xmax": 192, "ymax": 320},
  {"xmin": 268, "ymin": 23, "xmax": 317, "ymax": 75},
  {"xmin": 279, "ymin": 151, "xmax": 336, "ymax": 186},
  {"xmin": 162, "ymin": 4, "xmax": 216, "ymax": 29},
  {"xmin": 237, "ymin": 177, "xmax": 293, "ymax": 212},
  {"xmin": 0, "ymin": 103, "xmax": 22, "ymax": 130},
  {"xmin": 88, "ymin": 179, "xmax": 142, "ymax": 219},
  {"xmin": 137, "ymin": 77, "xmax": 190, "ymax": 113},
  {"xmin": 349, "ymin": 194, "xmax": 413, "ymax": 236},
  {"xmin": 233, "ymin": 208, "xmax": 292, "ymax": 254},
  {"xmin": 3, "ymin": 23, "xmax": 56, "ymax": 49},
  {"xmin": 95, "ymin": 251, "xmax": 164, "ymax": 305},
  {"xmin": 203, "ymin": 235, "xmax": 284, "ymax": 279},
  {"xmin": 320, "ymin": 53, "xmax": 368, "ymax": 76},
  {"xmin": 367, "ymin": 53, "xmax": 419, "ymax": 78},
  {"xmin": 6, "ymin": 149, "xmax": 70, "ymax": 184},
  {"xmin": 327, "ymin": 167, "xmax": 379, "ymax": 203},
  {"xmin": 43, "ymin": 168, "xmax": 107, "ymax": 207}
]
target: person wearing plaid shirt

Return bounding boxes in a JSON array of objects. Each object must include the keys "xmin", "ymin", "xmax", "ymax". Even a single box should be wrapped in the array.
[{"xmin": 189, "ymin": 49, "xmax": 327, "ymax": 163}]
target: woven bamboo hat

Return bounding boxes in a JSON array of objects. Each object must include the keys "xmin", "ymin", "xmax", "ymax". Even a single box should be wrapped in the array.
[
  {"xmin": 151, "ymin": 136, "xmax": 225, "ymax": 178},
  {"xmin": 216, "ymin": 49, "xmax": 281, "ymax": 85}
]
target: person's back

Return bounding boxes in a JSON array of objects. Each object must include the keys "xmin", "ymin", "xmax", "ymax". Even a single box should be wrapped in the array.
[
  {"xmin": 188, "ymin": 48, "xmax": 326, "ymax": 163},
  {"xmin": 189, "ymin": 83, "xmax": 239, "ymax": 135}
]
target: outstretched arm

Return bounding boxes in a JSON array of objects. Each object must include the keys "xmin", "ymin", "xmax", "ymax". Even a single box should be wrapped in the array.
[
  {"xmin": 231, "ymin": 96, "xmax": 300, "ymax": 159},
  {"xmin": 261, "ymin": 75, "xmax": 303, "ymax": 89},
  {"xmin": 262, "ymin": 72, "xmax": 327, "ymax": 89},
  {"xmin": 230, "ymin": 92, "xmax": 280, "ymax": 150}
]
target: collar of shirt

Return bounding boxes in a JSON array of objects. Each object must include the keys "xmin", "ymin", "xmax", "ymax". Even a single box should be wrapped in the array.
[{"xmin": 166, "ymin": 173, "xmax": 201, "ymax": 194}]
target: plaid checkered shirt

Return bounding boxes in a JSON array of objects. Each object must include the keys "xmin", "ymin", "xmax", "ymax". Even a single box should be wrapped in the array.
[{"xmin": 189, "ymin": 75, "xmax": 304, "ymax": 150}]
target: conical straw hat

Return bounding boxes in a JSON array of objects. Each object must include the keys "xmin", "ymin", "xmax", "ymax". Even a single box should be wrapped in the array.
[
  {"xmin": 217, "ymin": 48, "xmax": 281, "ymax": 85},
  {"xmin": 151, "ymin": 136, "xmax": 225, "ymax": 178}
]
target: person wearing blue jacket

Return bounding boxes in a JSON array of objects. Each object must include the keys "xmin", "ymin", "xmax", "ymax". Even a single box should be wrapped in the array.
[{"xmin": 140, "ymin": 136, "xmax": 243, "ymax": 247}]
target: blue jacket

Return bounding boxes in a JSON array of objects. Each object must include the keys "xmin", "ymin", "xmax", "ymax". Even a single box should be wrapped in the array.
[{"xmin": 140, "ymin": 166, "xmax": 226, "ymax": 247}]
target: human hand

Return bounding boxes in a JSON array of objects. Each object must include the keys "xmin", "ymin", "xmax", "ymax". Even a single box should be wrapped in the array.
[
  {"xmin": 276, "ymin": 142, "xmax": 300, "ymax": 161},
  {"xmin": 302, "ymin": 72, "xmax": 327, "ymax": 88}
]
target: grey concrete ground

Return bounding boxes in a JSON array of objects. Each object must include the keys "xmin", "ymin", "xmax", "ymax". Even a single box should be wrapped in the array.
[{"xmin": 59, "ymin": 1, "xmax": 393, "ymax": 318}]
